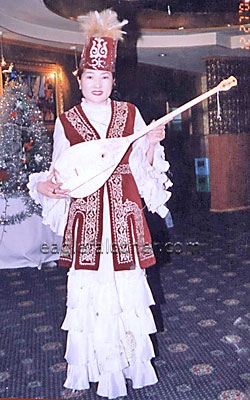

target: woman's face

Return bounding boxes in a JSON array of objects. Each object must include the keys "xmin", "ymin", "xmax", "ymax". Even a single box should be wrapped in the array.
[{"xmin": 79, "ymin": 69, "xmax": 114, "ymax": 105}]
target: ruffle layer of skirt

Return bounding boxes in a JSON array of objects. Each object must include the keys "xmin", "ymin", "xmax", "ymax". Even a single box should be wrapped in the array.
[{"xmin": 61, "ymin": 267, "xmax": 158, "ymax": 399}]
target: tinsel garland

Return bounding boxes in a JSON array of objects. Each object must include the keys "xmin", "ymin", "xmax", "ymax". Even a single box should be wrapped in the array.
[{"xmin": 0, "ymin": 193, "xmax": 42, "ymax": 226}]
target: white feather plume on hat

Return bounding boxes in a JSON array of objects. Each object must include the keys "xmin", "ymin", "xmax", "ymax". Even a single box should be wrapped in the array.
[{"xmin": 77, "ymin": 9, "xmax": 128, "ymax": 41}]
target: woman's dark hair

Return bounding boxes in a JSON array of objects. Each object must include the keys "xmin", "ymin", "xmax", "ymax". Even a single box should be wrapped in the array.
[
  {"xmin": 77, "ymin": 68, "xmax": 116, "ymax": 79},
  {"xmin": 77, "ymin": 68, "xmax": 83, "ymax": 79}
]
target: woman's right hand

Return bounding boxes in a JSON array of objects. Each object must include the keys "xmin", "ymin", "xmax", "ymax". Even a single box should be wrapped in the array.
[{"xmin": 36, "ymin": 169, "xmax": 70, "ymax": 199}]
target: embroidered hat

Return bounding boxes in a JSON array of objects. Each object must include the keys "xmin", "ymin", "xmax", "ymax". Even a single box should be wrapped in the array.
[{"xmin": 78, "ymin": 9, "xmax": 128, "ymax": 72}]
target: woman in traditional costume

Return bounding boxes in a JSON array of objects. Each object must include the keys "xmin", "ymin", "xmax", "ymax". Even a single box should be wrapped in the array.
[{"xmin": 28, "ymin": 9, "xmax": 172, "ymax": 399}]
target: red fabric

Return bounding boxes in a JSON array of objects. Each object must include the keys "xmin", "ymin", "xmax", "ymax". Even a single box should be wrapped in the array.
[
  {"xmin": 59, "ymin": 101, "xmax": 155, "ymax": 271},
  {"xmin": 79, "ymin": 36, "xmax": 117, "ymax": 72}
]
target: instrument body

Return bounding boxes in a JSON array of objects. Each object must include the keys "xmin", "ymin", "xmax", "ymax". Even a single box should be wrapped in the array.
[{"xmin": 55, "ymin": 136, "xmax": 131, "ymax": 198}]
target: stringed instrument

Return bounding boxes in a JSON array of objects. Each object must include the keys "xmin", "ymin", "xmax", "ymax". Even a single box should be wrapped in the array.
[{"xmin": 54, "ymin": 75, "xmax": 237, "ymax": 198}]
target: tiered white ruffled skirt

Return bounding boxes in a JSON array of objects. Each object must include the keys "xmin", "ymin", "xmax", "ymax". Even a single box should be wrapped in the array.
[{"xmin": 61, "ymin": 188, "xmax": 158, "ymax": 399}]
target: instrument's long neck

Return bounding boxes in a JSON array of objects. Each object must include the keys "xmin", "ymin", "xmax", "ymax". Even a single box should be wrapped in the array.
[{"xmin": 128, "ymin": 84, "xmax": 220, "ymax": 144}]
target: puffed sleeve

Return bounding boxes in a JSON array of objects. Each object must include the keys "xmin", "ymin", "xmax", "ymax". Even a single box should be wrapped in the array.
[
  {"xmin": 129, "ymin": 108, "xmax": 173, "ymax": 218},
  {"xmin": 27, "ymin": 117, "xmax": 71, "ymax": 236}
]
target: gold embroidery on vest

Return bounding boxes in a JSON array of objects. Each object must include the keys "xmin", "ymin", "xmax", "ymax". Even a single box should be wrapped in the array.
[
  {"xmin": 109, "ymin": 102, "xmax": 128, "ymax": 138},
  {"xmin": 61, "ymin": 193, "xmax": 101, "ymax": 266},
  {"xmin": 108, "ymin": 173, "xmax": 133, "ymax": 263},
  {"xmin": 114, "ymin": 164, "xmax": 131, "ymax": 175},
  {"xmin": 65, "ymin": 107, "xmax": 97, "ymax": 141}
]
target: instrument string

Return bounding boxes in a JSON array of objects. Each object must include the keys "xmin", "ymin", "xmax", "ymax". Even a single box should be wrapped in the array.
[{"xmin": 216, "ymin": 91, "xmax": 222, "ymax": 121}]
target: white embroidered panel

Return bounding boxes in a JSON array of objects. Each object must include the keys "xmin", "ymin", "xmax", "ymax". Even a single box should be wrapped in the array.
[{"xmin": 65, "ymin": 107, "xmax": 98, "ymax": 142}]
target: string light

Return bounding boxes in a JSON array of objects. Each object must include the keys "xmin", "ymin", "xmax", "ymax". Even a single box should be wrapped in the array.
[
  {"xmin": 0, "ymin": 31, "xmax": 6, "ymax": 67},
  {"xmin": 71, "ymin": 46, "xmax": 78, "ymax": 76}
]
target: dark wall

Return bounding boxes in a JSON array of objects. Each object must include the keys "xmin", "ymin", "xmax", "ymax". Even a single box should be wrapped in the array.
[
  {"xmin": 162, "ymin": 0, "xmax": 238, "ymax": 12},
  {"xmin": 133, "ymin": 64, "xmax": 203, "ymax": 215},
  {"xmin": 135, "ymin": 64, "xmax": 200, "ymax": 121},
  {"xmin": 206, "ymin": 57, "xmax": 250, "ymax": 135}
]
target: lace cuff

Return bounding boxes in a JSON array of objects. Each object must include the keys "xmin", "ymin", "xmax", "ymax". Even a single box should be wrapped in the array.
[
  {"xmin": 27, "ymin": 171, "xmax": 69, "ymax": 236},
  {"xmin": 129, "ymin": 136, "xmax": 173, "ymax": 218}
]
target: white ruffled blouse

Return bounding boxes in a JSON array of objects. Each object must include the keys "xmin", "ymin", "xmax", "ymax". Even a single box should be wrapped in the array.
[{"xmin": 28, "ymin": 98, "xmax": 172, "ymax": 236}]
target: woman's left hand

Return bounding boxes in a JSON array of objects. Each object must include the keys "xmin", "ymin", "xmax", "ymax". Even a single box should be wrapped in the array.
[
  {"xmin": 146, "ymin": 121, "xmax": 166, "ymax": 145},
  {"xmin": 145, "ymin": 121, "xmax": 166, "ymax": 165}
]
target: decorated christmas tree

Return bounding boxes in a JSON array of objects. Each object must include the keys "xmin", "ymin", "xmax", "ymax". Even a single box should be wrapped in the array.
[{"xmin": 0, "ymin": 64, "xmax": 52, "ymax": 226}]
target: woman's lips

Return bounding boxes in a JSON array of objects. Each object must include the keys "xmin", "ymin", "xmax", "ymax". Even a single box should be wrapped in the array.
[{"xmin": 92, "ymin": 91, "xmax": 103, "ymax": 96}]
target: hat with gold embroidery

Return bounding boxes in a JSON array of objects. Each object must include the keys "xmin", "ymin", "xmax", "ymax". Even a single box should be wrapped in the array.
[{"xmin": 78, "ymin": 9, "xmax": 128, "ymax": 72}]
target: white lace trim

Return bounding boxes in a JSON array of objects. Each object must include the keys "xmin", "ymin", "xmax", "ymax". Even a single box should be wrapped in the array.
[
  {"xmin": 27, "ymin": 171, "xmax": 70, "ymax": 236},
  {"xmin": 129, "ymin": 136, "xmax": 173, "ymax": 218}
]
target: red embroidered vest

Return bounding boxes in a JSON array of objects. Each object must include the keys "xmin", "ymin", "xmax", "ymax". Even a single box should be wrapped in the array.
[{"xmin": 58, "ymin": 100, "xmax": 156, "ymax": 271}]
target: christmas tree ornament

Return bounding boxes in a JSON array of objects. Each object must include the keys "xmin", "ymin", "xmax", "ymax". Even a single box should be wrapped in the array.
[{"xmin": 2, "ymin": 63, "xmax": 19, "ymax": 82}]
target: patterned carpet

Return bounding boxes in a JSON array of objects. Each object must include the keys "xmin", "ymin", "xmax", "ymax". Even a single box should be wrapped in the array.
[{"xmin": 0, "ymin": 209, "xmax": 250, "ymax": 400}]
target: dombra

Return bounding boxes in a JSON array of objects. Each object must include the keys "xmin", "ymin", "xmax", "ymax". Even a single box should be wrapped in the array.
[{"xmin": 54, "ymin": 76, "xmax": 237, "ymax": 198}]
